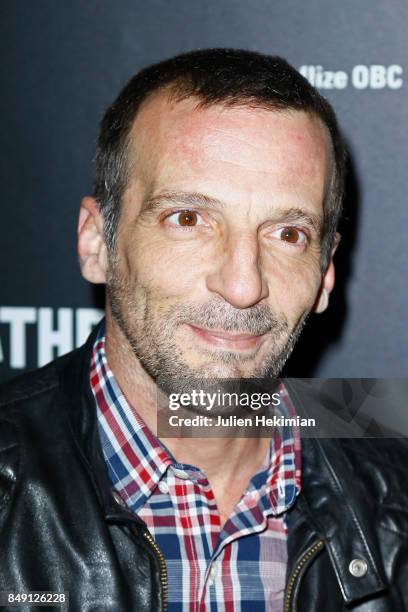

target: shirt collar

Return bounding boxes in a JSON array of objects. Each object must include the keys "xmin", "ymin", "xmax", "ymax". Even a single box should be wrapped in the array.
[{"xmin": 90, "ymin": 327, "xmax": 301, "ymax": 516}]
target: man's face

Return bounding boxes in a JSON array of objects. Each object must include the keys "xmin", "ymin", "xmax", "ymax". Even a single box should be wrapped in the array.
[{"xmin": 106, "ymin": 93, "xmax": 332, "ymax": 380}]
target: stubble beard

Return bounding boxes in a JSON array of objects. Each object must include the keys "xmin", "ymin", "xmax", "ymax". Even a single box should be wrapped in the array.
[{"xmin": 106, "ymin": 260, "xmax": 308, "ymax": 388}]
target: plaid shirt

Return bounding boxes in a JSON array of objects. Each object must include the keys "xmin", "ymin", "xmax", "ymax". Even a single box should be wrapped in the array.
[{"xmin": 90, "ymin": 327, "xmax": 301, "ymax": 612}]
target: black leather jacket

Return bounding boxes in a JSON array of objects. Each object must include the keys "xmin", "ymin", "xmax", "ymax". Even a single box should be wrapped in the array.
[{"xmin": 0, "ymin": 327, "xmax": 407, "ymax": 611}]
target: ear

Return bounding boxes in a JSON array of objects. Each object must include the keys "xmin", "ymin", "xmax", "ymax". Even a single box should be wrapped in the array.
[
  {"xmin": 313, "ymin": 232, "xmax": 341, "ymax": 314},
  {"xmin": 77, "ymin": 197, "xmax": 108, "ymax": 284}
]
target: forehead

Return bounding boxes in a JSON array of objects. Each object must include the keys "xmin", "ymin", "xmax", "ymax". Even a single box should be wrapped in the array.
[{"xmin": 127, "ymin": 91, "xmax": 331, "ymax": 207}]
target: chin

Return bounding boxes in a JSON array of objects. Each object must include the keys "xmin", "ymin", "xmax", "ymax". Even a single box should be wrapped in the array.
[
  {"xmin": 194, "ymin": 362, "xmax": 252, "ymax": 379},
  {"xmin": 182, "ymin": 351, "xmax": 272, "ymax": 378},
  {"xmin": 181, "ymin": 343, "xmax": 274, "ymax": 379}
]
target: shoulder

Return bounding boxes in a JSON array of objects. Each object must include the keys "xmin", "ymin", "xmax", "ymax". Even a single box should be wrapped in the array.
[
  {"xmin": 0, "ymin": 355, "xmax": 70, "ymax": 464},
  {"xmin": 335, "ymin": 436, "xmax": 408, "ymax": 483},
  {"xmin": 285, "ymin": 377, "xmax": 408, "ymax": 501},
  {"xmin": 0, "ymin": 320, "xmax": 101, "ymax": 417},
  {"xmin": 0, "ymin": 349, "xmax": 78, "ymax": 416},
  {"xmin": 0, "ymin": 345, "xmax": 92, "ymax": 506},
  {"xmin": 302, "ymin": 436, "xmax": 408, "ymax": 523},
  {"xmin": 0, "ymin": 344, "xmax": 90, "ymax": 453},
  {"xmin": 0, "ymin": 359, "xmax": 61, "ymax": 412},
  {"xmin": 285, "ymin": 377, "xmax": 408, "ymax": 441}
]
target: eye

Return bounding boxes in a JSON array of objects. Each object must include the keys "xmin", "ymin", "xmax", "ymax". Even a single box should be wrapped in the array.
[
  {"xmin": 274, "ymin": 226, "xmax": 308, "ymax": 245},
  {"xmin": 165, "ymin": 210, "xmax": 204, "ymax": 227}
]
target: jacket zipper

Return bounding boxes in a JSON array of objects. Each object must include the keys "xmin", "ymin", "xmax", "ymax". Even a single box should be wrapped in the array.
[
  {"xmin": 284, "ymin": 539, "xmax": 325, "ymax": 612},
  {"xmin": 143, "ymin": 530, "xmax": 168, "ymax": 612}
]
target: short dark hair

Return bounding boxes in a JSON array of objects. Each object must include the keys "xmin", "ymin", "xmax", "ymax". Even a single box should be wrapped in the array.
[{"xmin": 93, "ymin": 48, "xmax": 347, "ymax": 266}]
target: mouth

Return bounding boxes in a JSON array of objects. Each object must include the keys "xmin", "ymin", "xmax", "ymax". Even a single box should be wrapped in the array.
[{"xmin": 188, "ymin": 324, "xmax": 267, "ymax": 351}]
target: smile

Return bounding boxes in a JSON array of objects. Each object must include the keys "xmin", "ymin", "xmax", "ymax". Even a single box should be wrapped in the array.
[{"xmin": 188, "ymin": 324, "xmax": 267, "ymax": 351}]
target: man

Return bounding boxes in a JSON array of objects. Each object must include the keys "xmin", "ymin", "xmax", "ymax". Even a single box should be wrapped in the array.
[{"xmin": 0, "ymin": 49, "xmax": 407, "ymax": 611}]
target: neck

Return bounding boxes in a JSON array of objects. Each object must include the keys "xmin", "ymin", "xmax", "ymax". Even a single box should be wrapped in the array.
[{"xmin": 104, "ymin": 311, "xmax": 270, "ymax": 502}]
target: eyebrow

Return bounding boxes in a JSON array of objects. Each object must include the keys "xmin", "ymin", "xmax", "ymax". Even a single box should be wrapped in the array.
[
  {"xmin": 274, "ymin": 207, "xmax": 323, "ymax": 233},
  {"xmin": 140, "ymin": 191, "xmax": 226, "ymax": 214},
  {"xmin": 140, "ymin": 190, "xmax": 323, "ymax": 233}
]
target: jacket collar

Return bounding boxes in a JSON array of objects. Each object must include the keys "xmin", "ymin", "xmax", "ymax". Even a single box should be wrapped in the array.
[
  {"xmin": 58, "ymin": 331, "xmax": 388, "ymax": 603},
  {"xmin": 285, "ymin": 379, "xmax": 388, "ymax": 604},
  {"xmin": 58, "ymin": 319, "xmax": 147, "ymax": 528}
]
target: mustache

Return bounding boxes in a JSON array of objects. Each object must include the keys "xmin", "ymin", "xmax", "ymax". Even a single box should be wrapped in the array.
[{"xmin": 165, "ymin": 301, "xmax": 289, "ymax": 336}]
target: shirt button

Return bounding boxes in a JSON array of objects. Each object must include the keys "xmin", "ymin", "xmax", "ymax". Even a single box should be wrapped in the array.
[
  {"xmin": 173, "ymin": 468, "xmax": 189, "ymax": 480},
  {"xmin": 158, "ymin": 481, "xmax": 169, "ymax": 494},
  {"xmin": 208, "ymin": 563, "xmax": 217, "ymax": 585},
  {"xmin": 348, "ymin": 558, "xmax": 368, "ymax": 577},
  {"xmin": 277, "ymin": 478, "xmax": 285, "ymax": 498}
]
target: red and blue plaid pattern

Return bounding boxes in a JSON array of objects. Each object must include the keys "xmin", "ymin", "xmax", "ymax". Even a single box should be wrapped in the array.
[{"xmin": 90, "ymin": 327, "xmax": 301, "ymax": 611}]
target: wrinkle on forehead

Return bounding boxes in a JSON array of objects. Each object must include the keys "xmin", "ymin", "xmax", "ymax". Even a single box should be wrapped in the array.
[
  {"xmin": 184, "ymin": 118, "xmax": 327, "ymax": 175},
  {"xmin": 128, "ymin": 92, "xmax": 331, "ymax": 199}
]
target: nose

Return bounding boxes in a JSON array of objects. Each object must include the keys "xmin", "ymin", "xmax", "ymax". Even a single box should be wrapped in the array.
[{"xmin": 205, "ymin": 230, "xmax": 269, "ymax": 309}]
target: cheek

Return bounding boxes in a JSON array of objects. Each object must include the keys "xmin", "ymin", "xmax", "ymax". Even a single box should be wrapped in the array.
[
  {"xmin": 121, "ymin": 231, "xmax": 209, "ymax": 297},
  {"xmin": 263, "ymin": 256, "xmax": 322, "ymax": 317}
]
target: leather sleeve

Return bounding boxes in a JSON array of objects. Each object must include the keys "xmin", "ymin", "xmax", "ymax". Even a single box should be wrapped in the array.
[{"xmin": 0, "ymin": 418, "xmax": 18, "ymax": 522}]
